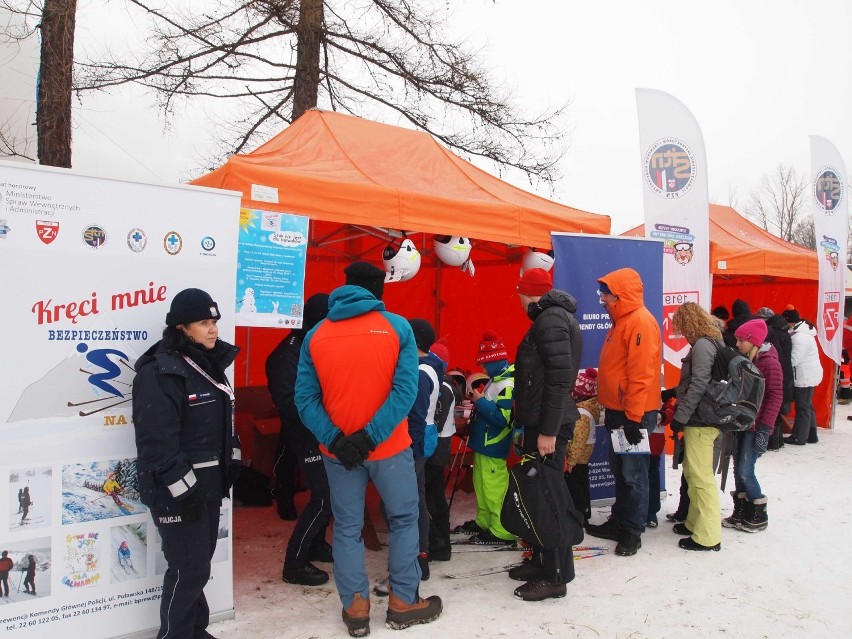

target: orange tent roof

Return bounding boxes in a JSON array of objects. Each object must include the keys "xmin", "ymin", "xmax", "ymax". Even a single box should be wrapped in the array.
[
  {"xmin": 191, "ymin": 110, "xmax": 610, "ymax": 246},
  {"xmin": 623, "ymin": 204, "xmax": 817, "ymax": 279}
]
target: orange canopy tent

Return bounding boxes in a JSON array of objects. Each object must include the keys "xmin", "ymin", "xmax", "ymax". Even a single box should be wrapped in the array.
[
  {"xmin": 624, "ymin": 204, "xmax": 834, "ymax": 428},
  {"xmin": 192, "ymin": 109, "xmax": 611, "ymax": 384}
]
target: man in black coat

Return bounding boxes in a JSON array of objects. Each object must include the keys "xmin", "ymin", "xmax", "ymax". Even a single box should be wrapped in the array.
[
  {"xmin": 510, "ymin": 267, "xmax": 582, "ymax": 602},
  {"xmin": 266, "ymin": 293, "xmax": 333, "ymax": 586},
  {"xmin": 765, "ymin": 313, "xmax": 795, "ymax": 449}
]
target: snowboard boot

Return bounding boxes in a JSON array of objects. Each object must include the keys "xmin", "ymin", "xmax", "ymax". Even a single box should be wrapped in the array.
[
  {"xmin": 739, "ymin": 496, "xmax": 768, "ymax": 532},
  {"xmin": 722, "ymin": 492, "xmax": 747, "ymax": 529},
  {"xmin": 385, "ymin": 588, "xmax": 442, "ymax": 630},
  {"xmin": 342, "ymin": 593, "xmax": 371, "ymax": 637}
]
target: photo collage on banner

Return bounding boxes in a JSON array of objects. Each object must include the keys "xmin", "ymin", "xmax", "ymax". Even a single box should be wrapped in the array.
[{"xmin": 0, "ymin": 162, "xmax": 240, "ymax": 638}]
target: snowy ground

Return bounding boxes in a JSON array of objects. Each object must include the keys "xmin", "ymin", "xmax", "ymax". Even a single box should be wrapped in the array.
[{"xmin": 206, "ymin": 406, "xmax": 852, "ymax": 639}]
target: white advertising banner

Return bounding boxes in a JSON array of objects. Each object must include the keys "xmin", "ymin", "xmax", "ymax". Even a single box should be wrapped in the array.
[
  {"xmin": 810, "ymin": 136, "xmax": 849, "ymax": 365},
  {"xmin": 636, "ymin": 88, "xmax": 711, "ymax": 367},
  {"xmin": 0, "ymin": 162, "xmax": 240, "ymax": 638}
]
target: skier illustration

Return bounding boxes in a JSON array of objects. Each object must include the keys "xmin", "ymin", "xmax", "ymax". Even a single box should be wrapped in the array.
[
  {"xmin": 117, "ymin": 540, "xmax": 135, "ymax": 572},
  {"xmin": 0, "ymin": 550, "xmax": 13, "ymax": 597},
  {"xmin": 19, "ymin": 487, "xmax": 32, "ymax": 524},
  {"xmin": 22, "ymin": 555, "xmax": 36, "ymax": 595},
  {"xmin": 102, "ymin": 473, "xmax": 125, "ymax": 507}
]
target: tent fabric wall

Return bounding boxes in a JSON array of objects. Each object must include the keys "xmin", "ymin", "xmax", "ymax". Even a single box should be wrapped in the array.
[{"xmin": 624, "ymin": 206, "xmax": 833, "ymax": 428}]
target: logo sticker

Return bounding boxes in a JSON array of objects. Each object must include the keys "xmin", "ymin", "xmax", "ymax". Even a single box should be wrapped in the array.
[
  {"xmin": 644, "ymin": 138, "xmax": 696, "ymax": 199},
  {"xmin": 37, "ymin": 220, "xmax": 59, "ymax": 244},
  {"xmin": 127, "ymin": 228, "xmax": 147, "ymax": 252},
  {"xmin": 0, "ymin": 219, "xmax": 11, "ymax": 239},
  {"xmin": 82, "ymin": 225, "xmax": 107, "ymax": 249},
  {"xmin": 813, "ymin": 166, "xmax": 843, "ymax": 213},
  {"xmin": 200, "ymin": 236, "xmax": 216, "ymax": 251},
  {"xmin": 164, "ymin": 231, "xmax": 182, "ymax": 255}
]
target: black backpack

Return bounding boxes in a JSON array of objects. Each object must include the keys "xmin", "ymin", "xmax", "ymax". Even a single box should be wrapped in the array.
[{"xmin": 695, "ymin": 339, "xmax": 765, "ymax": 431}]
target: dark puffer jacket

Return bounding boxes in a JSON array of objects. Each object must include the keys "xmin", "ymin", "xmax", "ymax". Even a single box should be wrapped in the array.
[
  {"xmin": 766, "ymin": 314, "xmax": 794, "ymax": 402},
  {"xmin": 133, "ymin": 339, "xmax": 241, "ymax": 509},
  {"xmin": 513, "ymin": 289, "xmax": 582, "ymax": 437}
]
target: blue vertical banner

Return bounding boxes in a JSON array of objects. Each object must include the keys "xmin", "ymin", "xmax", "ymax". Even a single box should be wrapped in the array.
[
  {"xmin": 235, "ymin": 208, "xmax": 309, "ymax": 328},
  {"xmin": 551, "ymin": 233, "xmax": 665, "ymax": 502}
]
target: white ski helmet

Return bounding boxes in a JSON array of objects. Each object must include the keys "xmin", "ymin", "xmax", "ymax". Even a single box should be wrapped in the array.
[
  {"xmin": 466, "ymin": 372, "xmax": 490, "ymax": 397},
  {"xmin": 383, "ymin": 238, "xmax": 421, "ymax": 282},
  {"xmin": 520, "ymin": 249, "xmax": 554, "ymax": 275},
  {"xmin": 433, "ymin": 235, "xmax": 472, "ymax": 267}
]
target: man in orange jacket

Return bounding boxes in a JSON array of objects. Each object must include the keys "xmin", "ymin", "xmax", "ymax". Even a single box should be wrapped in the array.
[{"xmin": 586, "ymin": 268, "xmax": 662, "ymax": 557}]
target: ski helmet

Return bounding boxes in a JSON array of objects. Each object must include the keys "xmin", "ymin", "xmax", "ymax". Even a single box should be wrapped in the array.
[
  {"xmin": 520, "ymin": 249, "xmax": 554, "ymax": 276},
  {"xmin": 383, "ymin": 238, "xmax": 421, "ymax": 282},
  {"xmin": 466, "ymin": 372, "xmax": 490, "ymax": 397},
  {"xmin": 433, "ymin": 235, "xmax": 472, "ymax": 267},
  {"xmin": 120, "ymin": 540, "xmax": 128, "ymax": 549}
]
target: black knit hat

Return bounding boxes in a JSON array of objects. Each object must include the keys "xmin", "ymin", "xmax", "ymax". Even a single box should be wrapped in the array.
[
  {"xmin": 344, "ymin": 261, "xmax": 385, "ymax": 300},
  {"xmin": 408, "ymin": 318, "xmax": 436, "ymax": 352},
  {"xmin": 303, "ymin": 293, "xmax": 330, "ymax": 331},
  {"xmin": 782, "ymin": 309, "xmax": 801, "ymax": 324},
  {"xmin": 166, "ymin": 288, "xmax": 220, "ymax": 326}
]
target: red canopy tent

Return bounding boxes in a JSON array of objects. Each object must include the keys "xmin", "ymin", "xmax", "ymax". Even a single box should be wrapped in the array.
[
  {"xmin": 623, "ymin": 204, "xmax": 833, "ymax": 428},
  {"xmin": 191, "ymin": 109, "xmax": 612, "ymax": 384}
]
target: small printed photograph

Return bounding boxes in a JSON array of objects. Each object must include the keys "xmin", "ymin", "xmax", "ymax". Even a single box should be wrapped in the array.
[
  {"xmin": 9, "ymin": 467, "xmax": 52, "ymax": 532},
  {"xmin": 62, "ymin": 458, "xmax": 147, "ymax": 524},
  {"xmin": 61, "ymin": 530, "xmax": 103, "ymax": 590},
  {"xmin": 0, "ymin": 537, "xmax": 52, "ymax": 604},
  {"xmin": 111, "ymin": 522, "xmax": 147, "ymax": 583},
  {"xmin": 212, "ymin": 506, "xmax": 230, "ymax": 564}
]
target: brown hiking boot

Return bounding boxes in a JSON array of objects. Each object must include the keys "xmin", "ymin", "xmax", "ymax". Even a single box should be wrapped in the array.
[
  {"xmin": 342, "ymin": 593, "xmax": 371, "ymax": 637},
  {"xmin": 386, "ymin": 588, "xmax": 442, "ymax": 630}
]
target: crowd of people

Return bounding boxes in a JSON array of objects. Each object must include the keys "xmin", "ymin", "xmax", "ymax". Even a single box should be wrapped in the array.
[{"xmin": 131, "ymin": 267, "xmax": 830, "ymax": 638}]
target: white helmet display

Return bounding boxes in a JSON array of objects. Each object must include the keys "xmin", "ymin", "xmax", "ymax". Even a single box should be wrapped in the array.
[
  {"xmin": 466, "ymin": 373, "xmax": 490, "ymax": 397},
  {"xmin": 383, "ymin": 238, "xmax": 421, "ymax": 282},
  {"xmin": 520, "ymin": 249, "xmax": 554, "ymax": 275},
  {"xmin": 433, "ymin": 235, "xmax": 472, "ymax": 267}
]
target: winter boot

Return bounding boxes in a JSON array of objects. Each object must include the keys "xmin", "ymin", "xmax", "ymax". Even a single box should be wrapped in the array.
[
  {"xmin": 513, "ymin": 578, "xmax": 567, "ymax": 601},
  {"xmin": 385, "ymin": 588, "xmax": 442, "ymax": 630},
  {"xmin": 508, "ymin": 555, "xmax": 544, "ymax": 582},
  {"xmin": 614, "ymin": 532, "xmax": 641, "ymax": 557},
  {"xmin": 342, "ymin": 593, "xmax": 371, "ymax": 637},
  {"xmin": 585, "ymin": 517, "xmax": 623, "ymax": 542},
  {"xmin": 739, "ymin": 496, "xmax": 768, "ymax": 532},
  {"xmin": 283, "ymin": 562, "xmax": 329, "ymax": 586},
  {"xmin": 722, "ymin": 492, "xmax": 747, "ymax": 529}
]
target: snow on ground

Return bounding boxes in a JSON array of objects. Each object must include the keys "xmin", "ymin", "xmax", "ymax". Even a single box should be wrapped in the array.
[{"xmin": 207, "ymin": 406, "xmax": 852, "ymax": 638}]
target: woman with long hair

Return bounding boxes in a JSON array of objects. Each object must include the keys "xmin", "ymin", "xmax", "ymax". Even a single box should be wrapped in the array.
[{"xmin": 669, "ymin": 302, "xmax": 723, "ymax": 551}]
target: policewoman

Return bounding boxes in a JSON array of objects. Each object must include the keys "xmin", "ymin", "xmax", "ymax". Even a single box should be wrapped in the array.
[{"xmin": 132, "ymin": 288, "xmax": 242, "ymax": 639}]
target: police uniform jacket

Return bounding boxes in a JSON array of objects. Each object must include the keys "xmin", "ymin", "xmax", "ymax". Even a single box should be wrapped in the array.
[{"xmin": 132, "ymin": 339, "xmax": 241, "ymax": 508}]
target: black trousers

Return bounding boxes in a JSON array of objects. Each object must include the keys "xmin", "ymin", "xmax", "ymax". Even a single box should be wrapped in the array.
[
  {"xmin": 564, "ymin": 463, "xmax": 591, "ymax": 524},
  {"xmin": 425, "ymin": 462, "xmax": 451, "ymax": 553},
  {"xmin": 0, "ymin": 576, "xmax": 9, "ymax": 596},
  {"xmin": 523, "ymin": 430, "xmax": 575, "ymax": 585},
  {"xmin": 152, "ymin": 500, "xmax": 220, "ymax": 639},
  {"xmin": 282, "ymin": 426, "xmax": 331, "ymax": 568}
]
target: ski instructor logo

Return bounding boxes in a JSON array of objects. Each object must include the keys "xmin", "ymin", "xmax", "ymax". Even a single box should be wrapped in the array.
[
  {"xmin": 813, "ymin": 166, "xmax": 843, "ymax": 214},
  {"xmin": 644, "ymin": 137, "xmax": 696, "ymax": 199}
]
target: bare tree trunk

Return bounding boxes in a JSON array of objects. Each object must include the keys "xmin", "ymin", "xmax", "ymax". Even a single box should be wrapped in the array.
[
  {"xmin": 291, "ymin": 0, "xmax": 323, "ymax": 121},
  {"xmin": 37, "ymin": 0, "xmax": 77, "ymax": 168}
]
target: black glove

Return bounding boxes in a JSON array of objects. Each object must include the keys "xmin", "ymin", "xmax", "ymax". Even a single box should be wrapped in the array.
[
  {"xmin": 671, "ymin": 420, "xmax": 687, "ymax": 434},
  {"xmin": 329, "ymin": 433, "xmax": 365, "ymax": 471},
  {"xmin": 752, "ymin": 424, "xmax": 772, "ymax": 454},
  {"xmin": 178, "ymin": 492, "xmax": 203, "ymax": 523},
  {"xmin": 622, "ymin": 421, "xmax": 644, "ymax": 446},
  {"xmin": 227, "ymin": 461, "xmax": 242, "ymax": 488},
  {"xmin": 346, "ymin": 429, "xmax": 376, "ymax": 458},
  {"xmin": 781, "ymin": 403, "xmax": 791, "ymax": 416},
  {"xmin": 661, "ymin": 388, "xmax": 677, "ymax": 403}
]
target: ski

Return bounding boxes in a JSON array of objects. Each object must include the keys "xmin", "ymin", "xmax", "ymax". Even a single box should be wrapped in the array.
[
  {"xmin": 450, "ymin": 545, "xmax": 527, "ymax": 553},
  {"xmin": 450, "ymin": 538, "xmax": 518, "ymax": 548},
  {"xmin": 443, "ymin": 549, "xmax": 610, "ymax": 579}
]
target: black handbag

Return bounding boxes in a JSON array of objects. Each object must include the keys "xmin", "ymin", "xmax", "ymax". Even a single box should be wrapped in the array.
[{"xmin": 500, "ymin": 454, "xmax": 584, "ymax": 549}]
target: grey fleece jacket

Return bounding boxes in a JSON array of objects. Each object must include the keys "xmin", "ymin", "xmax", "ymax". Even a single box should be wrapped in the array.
[{"xmin": 673, "ymin": 337, "xmax": 723, "ymax": 425}]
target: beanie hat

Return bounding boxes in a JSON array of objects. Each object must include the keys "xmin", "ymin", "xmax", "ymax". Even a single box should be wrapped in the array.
[
  {"xmin": 408, "ymin": 318, "xmax": 436, "ymax": 352},
  {"xmin": 711, "ymin": 305, "xmax": 730, "ymax": 321},
  {"xmin": 303, "ymin": 293, "xmax": 330, "ymax": 331},
  {"xmin": 166, "ymin": 288, "xmax": 220, "ymax": 327},
  {"xmin": 475, "ymin": 329, "xmax": 509, "ymax": 364},
  {"xmin": 344, "ymin": 261, "xmax": 386, "ymax": 300},
  {"xmin": 755, "ymin": 306, "xmax": 775, "ymax": 320},
  {"xmin": 517, "ymin": 268, "xmax": 552, "ymax": 296},
  {"xmin": 735, "ymin": 319, "xmax": 768, "ymax": 346},
  {"xmin": 732, "ymin": 299, "xmax": 751, "ymax": 318},
  {"xmin": 573, "ymin": 368, "xmax": 598, "ymax": 400},
  {"xmin": 430, "ymin": 337, "xmax": 450, "ymax": 364},
  {"xmin": 782, "ymin": 309, "xmax": 801, "ymax": 324}
]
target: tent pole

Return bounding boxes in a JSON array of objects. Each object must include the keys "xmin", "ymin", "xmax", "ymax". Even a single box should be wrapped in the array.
[{"xmin": 434, "ymin": 262, "xmax": 442, "ymax": 337}]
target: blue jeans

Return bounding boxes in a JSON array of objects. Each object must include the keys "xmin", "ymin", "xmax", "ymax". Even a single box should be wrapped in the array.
[
  {"xmin": 605, "ymin": 409, "xmax": 656, "ymax": 537},
  {"xmin": 733, "ymin": 431, "xmax": 763, "ymax": 500},
  {"xmin": 324, "ymin": 448, "xmax": 421, "ymax": 607}
]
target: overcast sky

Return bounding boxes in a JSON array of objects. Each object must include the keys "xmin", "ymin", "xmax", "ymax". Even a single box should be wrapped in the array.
[{"xmin": 3, "ymin": 0, "xmax": 851, "ymax": 234}]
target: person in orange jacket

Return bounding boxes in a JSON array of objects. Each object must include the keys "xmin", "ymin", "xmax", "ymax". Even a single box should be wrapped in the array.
[{"xmin": 586, "ymin": 268, "xmax": 662, "ymax": 557}]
